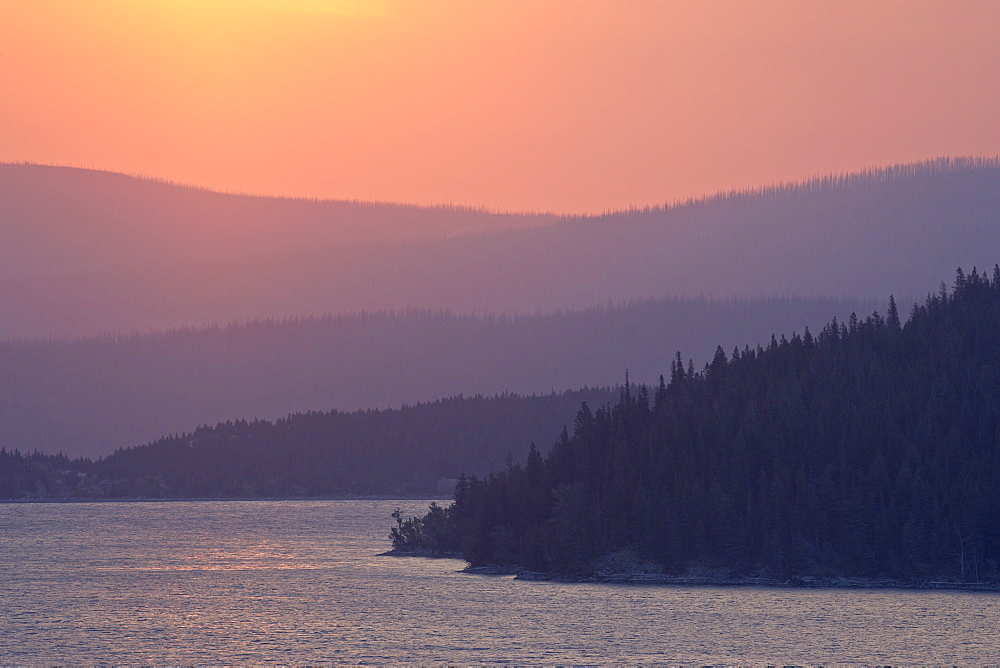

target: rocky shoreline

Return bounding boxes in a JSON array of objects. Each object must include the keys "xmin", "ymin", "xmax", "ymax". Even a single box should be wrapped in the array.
[
  {"xmin": 458, "ymin": 565, "xmax": 1000, "ymax": 592},
  {"xmin": 2, "ymin": 494, "xmax": 446, "ymax": 504},
  {"xmin": 378, "ymin": 548, "xmax": 465, "ymax": 559},
  {"xmin": 382, "ymin": 551, "xmax": 1000, "ymax": 592}
]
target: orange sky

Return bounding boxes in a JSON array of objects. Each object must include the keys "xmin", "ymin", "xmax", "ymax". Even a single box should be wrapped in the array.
[{"xmin": 2, "ymin": 0, "xmax": 999, "ymax": 214}]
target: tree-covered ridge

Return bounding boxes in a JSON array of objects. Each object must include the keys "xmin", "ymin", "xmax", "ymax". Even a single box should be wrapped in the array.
[
  {"xmin": 0, "ymin": 388, "xmax": 613, "ymax": 499},
  {"xmin": 0, "ymin": 295, "xmax": 878, "ymax": 459},
  {"xmin": 397, "ymin": 267, "xmax": 1000, "ymax": 583},
  {"xmin": 3, "ymin": 158, "xmax": 998, "ymax": 340},
  {"xmin": 596, "ymin": 156, "xmax": 1000, "ymax": 216}
]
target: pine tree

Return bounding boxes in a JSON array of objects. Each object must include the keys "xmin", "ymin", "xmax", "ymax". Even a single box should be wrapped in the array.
[{"xmin": 886, "ymin": 295, "xmax": 901, "ymax": 331}]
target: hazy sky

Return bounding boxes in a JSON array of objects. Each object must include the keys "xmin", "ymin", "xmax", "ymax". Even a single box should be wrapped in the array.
[{"xmin": 2, "ymin": 0, "xmax": 999, "ymax": 213}]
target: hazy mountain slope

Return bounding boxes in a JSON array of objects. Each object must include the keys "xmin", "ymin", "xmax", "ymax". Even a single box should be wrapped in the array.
[
  {"xmin": 266, "ymin": 158, "xmax": 996, "ymax": 311},
  {"xmin": 0, "ymin": 296, "xmax": 880, "ymax": 458},
  {"xmin": 1, "ymin": 389, "xmax": 619, "ymax": 499},
  {"xmin": 0, "ymin": 162, "xmax": 554, "ymax": 281},
  {"xmin": 1, "ymin": 158, "xmax": 995, "ymax": 338}
]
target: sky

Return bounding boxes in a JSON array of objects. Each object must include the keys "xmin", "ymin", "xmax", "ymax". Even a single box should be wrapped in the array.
[{"xmin": 2, "ymin": 0, "xmax": 999, "ymax": 214}]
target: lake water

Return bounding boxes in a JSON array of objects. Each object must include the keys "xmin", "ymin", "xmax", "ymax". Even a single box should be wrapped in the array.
[{"xmin": 2, "ymin": 499, "xmax": 999, "ymax": 665}]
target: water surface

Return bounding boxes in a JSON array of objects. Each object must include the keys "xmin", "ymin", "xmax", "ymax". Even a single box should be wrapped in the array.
[{"xmin": 2, "ymin": 499, "xmax": 998, "ymax": 664}]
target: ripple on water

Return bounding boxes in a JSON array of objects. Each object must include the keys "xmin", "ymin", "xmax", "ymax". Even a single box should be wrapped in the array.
[{"xmin": 1, "ymin": 499, "xmax": 999, "ymax": 664}]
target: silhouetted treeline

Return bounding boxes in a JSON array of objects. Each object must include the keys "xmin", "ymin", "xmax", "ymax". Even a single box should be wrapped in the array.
[
  {"xmin": 609, "ymin": 156, "xmax": 1000, "ymax": 214},
  {"xmin": 1, "ymin": 296, "xmax": 876, "ymax": 458},
  {"xmin": 0, "ymin": 449, "xmax": 95, "ymax": 500},
  {"xmin": 398, "ymin": 268, "xmax": 1000, "ymax": 583},
  {"xmin": 0, "ymin": 389, "xmax": 613, "ymax": 499}
]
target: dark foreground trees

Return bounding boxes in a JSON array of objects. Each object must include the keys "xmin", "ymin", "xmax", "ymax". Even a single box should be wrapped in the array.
[{"xmin": 398, "ymin": 267, "xmax": 1000, "ymax": 583}]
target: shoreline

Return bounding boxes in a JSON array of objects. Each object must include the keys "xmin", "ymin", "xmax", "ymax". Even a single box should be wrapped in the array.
[
  {"xmin": 0, "ymin": 495, "xmax": 448, "ymax": 505},
  {"xmin": 459, "ymin": 564, "xmax": 1000, "ymax": 593},
  {"xmin": 381, "ymin": 552, "xmax": 1000, "ymax": 593},
  {"xmin": 379, "ymin": 548, "xmax": 464, "ymax": 559}
]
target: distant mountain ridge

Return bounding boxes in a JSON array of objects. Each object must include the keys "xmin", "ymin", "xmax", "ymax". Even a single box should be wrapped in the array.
[
  {"xmin": 0, "ymin": 296, "xmax": 879, "ymax": 458},
  {"xmin": 1, "ymin": 157, "xmax": 997, "ymax": 338},
  {"xmin": 0, "ymin": 162, "xmax": 556, "ymax": 280},
  {"xmin": 0, "ymin": 388, "xmax": 617, "ymax": 499}
]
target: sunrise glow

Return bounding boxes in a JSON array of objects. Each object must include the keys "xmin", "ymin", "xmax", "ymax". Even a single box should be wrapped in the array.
[{"xmin": 2, "ymin": 1, "xmax": 999, "ymax": 212}]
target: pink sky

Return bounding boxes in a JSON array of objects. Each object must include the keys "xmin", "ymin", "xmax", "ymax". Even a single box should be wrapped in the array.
[{"xmin": 2, "ymin": 0, "xmax": 999, "ymax": 214}]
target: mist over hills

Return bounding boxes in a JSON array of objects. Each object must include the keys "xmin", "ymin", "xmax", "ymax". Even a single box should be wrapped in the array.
[
  {"xmin": 0, "ymin": 296, "xmax": 880, "ymax": 458},
  {"xmin": 0, "ymin": 163, "xmax": 556, "ymax": 338},
  {"xmin": 1, "ymin": 157, "xmax": 997, "ymax": 339},
  {"xmin": 0, "ymin": 157, "xmax": 993, "ymax": 461}
]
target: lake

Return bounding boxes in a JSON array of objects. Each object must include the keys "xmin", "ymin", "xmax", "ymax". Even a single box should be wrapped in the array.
[{"xmin": 2, "ymin": 499, "xmax": 999, "ymax": 664}]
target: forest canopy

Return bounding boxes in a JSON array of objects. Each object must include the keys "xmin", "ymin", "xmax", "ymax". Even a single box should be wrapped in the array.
[
  {"xmin": 0, "ymin": 388, "xmax": 613, "ymax": 499},
  {"xmin": 393, "ymin": 267, "xmax": 1000, "ymax": 584}
]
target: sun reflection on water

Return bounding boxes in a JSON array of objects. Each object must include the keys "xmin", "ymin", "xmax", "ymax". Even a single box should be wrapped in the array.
[{"xmin": 2, "ymin": 499, "xmax": 999, "ymax": 665}]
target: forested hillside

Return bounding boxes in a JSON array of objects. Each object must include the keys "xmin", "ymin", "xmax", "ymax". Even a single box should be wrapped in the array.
[
  {"xmin": 0, "ymin": 296, "xmax": 875, "ymax": 458},
  {"xmin": 1, "ymin": 158, "xmax": 996, "ymax": 338},
  {"xmin": 395, "ymin": 268, "xmax": 1000, "ymax": 583},
  {"xmin": 0, "ymin": 388, "xmax": 613, "ymax": 499}
]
